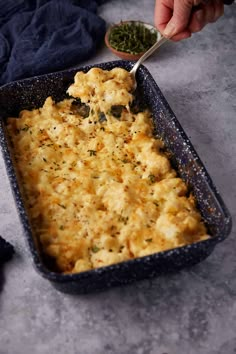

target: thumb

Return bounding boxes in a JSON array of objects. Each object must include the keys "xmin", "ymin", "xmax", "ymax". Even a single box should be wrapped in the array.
[{"xmin": 163, "ymin": 0, "xmax": 193, "ymax": 37}]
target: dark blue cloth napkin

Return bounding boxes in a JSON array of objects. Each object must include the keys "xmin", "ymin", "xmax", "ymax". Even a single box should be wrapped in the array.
[{"xmin": 0, "ymin": 0, "xmax": 107, "ymax": 86}]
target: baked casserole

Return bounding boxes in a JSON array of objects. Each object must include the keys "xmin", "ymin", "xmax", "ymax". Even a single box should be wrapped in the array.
[{"xmin": 6, "ymin": 67, "xmax": 209, "ymax": 274}]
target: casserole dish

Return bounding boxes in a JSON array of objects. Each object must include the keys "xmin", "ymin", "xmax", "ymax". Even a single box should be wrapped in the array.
[{"xmin": 0, "ymin": 60, "xmax": 232, "ymax": 294}]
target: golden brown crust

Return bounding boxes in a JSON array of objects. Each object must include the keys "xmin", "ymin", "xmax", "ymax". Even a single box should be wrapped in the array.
[{"xmin": 7, "ymin": 68, "xmax": 209, "ymax": 274}]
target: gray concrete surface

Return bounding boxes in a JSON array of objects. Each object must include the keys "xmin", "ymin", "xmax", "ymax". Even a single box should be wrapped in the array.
[{"xmin": 0, "ymin": 1, "xmax": 235, "ymax": 353}]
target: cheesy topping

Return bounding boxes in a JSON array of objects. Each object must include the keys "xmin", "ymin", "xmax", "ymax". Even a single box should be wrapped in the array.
[{"xmin": 7, "ymin": 67, "xmax": 209, "ymax": 274}]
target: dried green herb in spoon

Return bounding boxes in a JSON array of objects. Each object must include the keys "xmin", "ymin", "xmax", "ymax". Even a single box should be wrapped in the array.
[{"xmin": 108, "ymin": 22, "xmax": 157, "ymax": 55}]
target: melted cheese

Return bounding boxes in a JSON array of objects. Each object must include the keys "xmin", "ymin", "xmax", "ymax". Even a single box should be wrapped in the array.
[{"xmin": 7, "ymin": 67, "xmax": 209, "ymax": 273}]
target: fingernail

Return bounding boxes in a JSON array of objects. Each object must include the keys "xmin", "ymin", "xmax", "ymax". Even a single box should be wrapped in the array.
[{"xmin": 163, "ymin": 22, "xmax": 176, "ymax": 38}]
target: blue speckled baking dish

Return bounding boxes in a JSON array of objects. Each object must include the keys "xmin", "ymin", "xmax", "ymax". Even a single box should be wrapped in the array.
[{"xmin": 0, "ymin": 60, "xmax": 232, "ymax": 294}]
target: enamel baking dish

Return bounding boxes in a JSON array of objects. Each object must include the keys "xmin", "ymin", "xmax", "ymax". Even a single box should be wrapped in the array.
[{"xmin": 0, "ymin": 61, "xmax": 232, "ymax": 294}]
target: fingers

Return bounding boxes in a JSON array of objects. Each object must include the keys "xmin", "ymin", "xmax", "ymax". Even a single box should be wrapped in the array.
[
  {"xmin": 154, "ymin": 0, "xmax": 192, "ymax": 42},
  {"xmin": 188, "ymin": 8, "xmax": 206, "ymax": 33},
  {"xmin": 188, "ymin": 1, "xmax": 224, "ymax": 33},
  {"xmin": 154, "ymin": 0, "xmax": 224, "ymax": 42},
  {"xmin": 154, "ymin": 0, "xmax": 174, "ymax": 33},
  {"xmin": 155, "ymin": 0, "xmax": 202, "ymax": 38},
  {"xmin": 171, "ymin": 30, "xmax": 192, "ymax": 41},
  {"xmin": 213, "ymin": 0, "xmax": 224, "ymax": 21},
  {"xmin": 163, "ymin": 0, "xmax": 193, "ymax": 37}
]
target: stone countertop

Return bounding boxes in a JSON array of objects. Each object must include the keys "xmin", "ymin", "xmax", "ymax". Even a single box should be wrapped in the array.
[{"xmin": 0, "ymin": 1, "xmax": 235, "ymax": 354}]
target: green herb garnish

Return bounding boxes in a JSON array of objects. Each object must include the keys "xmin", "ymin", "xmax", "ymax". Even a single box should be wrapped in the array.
[
  {"xmin": 109, "ymin": 22, "xmax": 157, "ymax": 55},
  {"xmin": 92, "ymin": 245, "xmax": 100, "ymax": 253},
  {"xmin": 58, "ymin": 204, "xmax": 66, "ymax": 209},
  {"xmin": 21, "ymin": 124, "xmax": 30, "ymax": 132},
  {"xmin": 148, "ymin": 174, "xmax": 156, "ymax": 183},
  {"xmin": 88, "ymin": 149, "xmax": 96, "ymax": 156},
  {"xmin": 122, "ymin": 158, "xmax": 129, "ymax": 164},
  {"xmin": 118, "ymin": 216, "xmax": 129, "ymax": 225}
]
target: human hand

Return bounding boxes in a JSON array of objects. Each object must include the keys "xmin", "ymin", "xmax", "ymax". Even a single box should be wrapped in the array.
[{"xmin": 154, "ymin": 0, "xmax": 224, "ymax": 41}]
